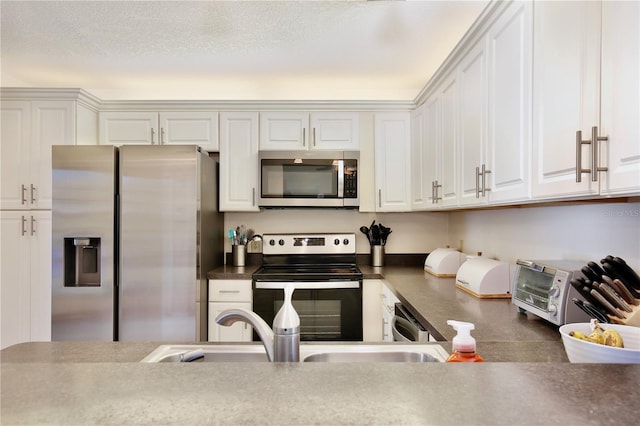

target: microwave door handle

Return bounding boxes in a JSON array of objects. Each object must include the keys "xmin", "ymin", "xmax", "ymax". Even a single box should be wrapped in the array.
[
  {"xmin": 337, "ymin": 160, "xmax": 344, "ymax": 198},
  {"xmin": 338, "ymin": 160, "xmax": 344, "ymax": 198}
]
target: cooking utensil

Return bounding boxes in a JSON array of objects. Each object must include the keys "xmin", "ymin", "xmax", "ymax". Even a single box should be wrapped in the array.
[
  {"xmin": 572, "ymin": 298, "xmax": 609, "ymax": 323},
  {"xmin": 570, "ymin": 278, "xmax": 602, "ymax": 307},
  {"xmin": 371, "ymin": 224, "xmax": 380, "ymax": 245},
  {"xmin": 359, "ymin": 226, "xmax": 371, "ymax": 244},
  {"xmin": 227, "ymin": 229, "xmax": 236, "ymax": 246},
  {"xmin": 611, "ymin": 279, "xmax": 640, "ymax": 305},
  {"xmin": 590, "ymin": 289, "xmax": 626, "ymax": 319},
  {"xmin": 596, "ymin": 282, "xmax": 633, "ymax": 313},
  {"xmin": 602, "ymin": 262, "xmax": 640, "ymax": 298},
  {"xmin": 587, "ymin": 261, "xmax": 607, "ymax": 278},
  {"xmin": 581, "ymin": 266, "xmax": 600, "ymax": 283},
  {"xmin": 610, "ymin": 257, "xmax": 640, "ymax": 290}
]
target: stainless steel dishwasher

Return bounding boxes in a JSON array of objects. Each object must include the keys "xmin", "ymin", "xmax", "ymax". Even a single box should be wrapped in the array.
[{"xmin": 392, "ymin": 303, "xmax": 431, "ymax": 342}]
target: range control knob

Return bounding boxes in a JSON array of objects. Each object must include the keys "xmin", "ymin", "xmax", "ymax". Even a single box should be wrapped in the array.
[
  {"xmin": 343, "ymin": 238, "xmax": 350, "ymax": 246},
  {"xmin": 278, "ymin": 239, "xmax": 285, "ymax": 246},
  {"xmin": 269, "ymin": 239, "xmax": 276, "ymax": 246},
  {"xmin": 549, "ymin": 286, "xmax": 560, "ymax": 298},
  {"xmin": 334, "ymin": 238, "xmax": 340, "ymax": 246},
  {"xmin": 548, "ymin": 304, "xmax": 558, "ymax": 316}
]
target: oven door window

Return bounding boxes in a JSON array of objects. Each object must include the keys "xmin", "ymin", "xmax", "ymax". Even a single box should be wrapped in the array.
[
  {"xmin": 253, "ymin": 287, "xmax": 362, "ymax": 341},
  {"xmin": 514, "ymin": 267, "xmax": 554, "ymax": 311},
  {"xmin": 261, "ymin": 160, "xmax": 339, "ymax": 199}
]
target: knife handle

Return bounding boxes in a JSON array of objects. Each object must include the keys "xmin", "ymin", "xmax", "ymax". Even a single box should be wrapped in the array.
[
  {"xmin": 590, "ymin": 289, "xmax": 626, "ymax": 319},
  {"xmin": 610, "ymin": 278, "xmax": 639, "ymax": 306},
  {"xmin": 598, "ymin": 283, "xmax": 633, "ymax": 313}
]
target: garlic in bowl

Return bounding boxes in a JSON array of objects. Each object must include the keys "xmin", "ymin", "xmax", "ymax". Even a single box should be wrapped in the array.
[{"xmin": 559, "ymin": 321, "xmax": 640, "ymax": 363}]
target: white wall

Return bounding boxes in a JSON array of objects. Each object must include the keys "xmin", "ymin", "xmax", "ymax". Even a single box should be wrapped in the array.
[
  {"xmin": 448, "ymin": 202, "xmax": 640, "ymax": 270},
  {"xmin": 225, "ymin": 210, "xmax": 450, "ymax": 255}
]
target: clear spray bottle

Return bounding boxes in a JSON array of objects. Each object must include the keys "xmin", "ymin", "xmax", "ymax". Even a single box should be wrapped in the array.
[{"xmin": 446, "ymin": 320, "xmax": 484, "ymax": 362}]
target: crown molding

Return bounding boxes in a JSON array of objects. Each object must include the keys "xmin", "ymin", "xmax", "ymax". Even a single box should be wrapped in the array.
[{"xmin": 1, "ymin": 87, "xmax": 415, "ymax": 112}]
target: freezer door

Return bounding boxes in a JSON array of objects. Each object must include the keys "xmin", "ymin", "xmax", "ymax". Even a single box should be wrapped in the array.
[
  {"xmin": 52, "ymin": 145, "xmax": 116, "ymax": 341},
  {"xmin": 118, "ymin": 145, "xmax": 200, "ymax": 341}
]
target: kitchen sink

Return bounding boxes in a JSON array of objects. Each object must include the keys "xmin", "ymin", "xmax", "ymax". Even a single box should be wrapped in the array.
[{"xmin": 140, "ymin": 343, "xmax": 449, "ymax": 363}]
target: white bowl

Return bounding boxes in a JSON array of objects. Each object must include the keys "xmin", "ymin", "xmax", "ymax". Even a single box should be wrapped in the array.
[{"xmin": 559, "ymin": 323, "xmax": 640, "ymax": 363}]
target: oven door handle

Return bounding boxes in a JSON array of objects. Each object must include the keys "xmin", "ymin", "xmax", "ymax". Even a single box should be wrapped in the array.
[{"xmin": 254, "ymin": 281, "xmax": 360, "ymax": 290}]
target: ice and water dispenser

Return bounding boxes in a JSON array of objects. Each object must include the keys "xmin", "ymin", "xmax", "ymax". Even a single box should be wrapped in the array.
[{"xmin": 64, "ymin": 237, "xmax": 101, "ymax": 287}]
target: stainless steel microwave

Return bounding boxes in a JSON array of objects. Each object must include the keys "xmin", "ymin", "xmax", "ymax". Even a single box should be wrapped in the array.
[{"xmin": 258, "ymin": 151, "xmax": 358, "ymax": 208}]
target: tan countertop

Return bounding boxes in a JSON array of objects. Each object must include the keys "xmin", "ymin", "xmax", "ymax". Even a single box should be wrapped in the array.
[{"xmin": 3, "ymin": 266, "xmax": 639, "ymax": 425}]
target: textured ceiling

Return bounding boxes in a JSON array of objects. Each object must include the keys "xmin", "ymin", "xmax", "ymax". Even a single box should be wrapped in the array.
[{"xmin": 0, "ymin": 0, "xmax": 489, "ymax": 101}]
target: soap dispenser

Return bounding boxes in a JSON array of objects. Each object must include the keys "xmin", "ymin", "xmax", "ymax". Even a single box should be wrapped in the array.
[
  {"xmin": 272, "ymin": 284, "xmax": 300, "ymax": 362},
  {"xmin": 445, "ymin": 320, "xmax": 484, "ymax": 362}
]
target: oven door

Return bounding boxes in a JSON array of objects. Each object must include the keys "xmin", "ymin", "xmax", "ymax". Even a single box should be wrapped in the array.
[{"xmin": 253, "ymin": 281, "xmax": 363, "ymax": 341}]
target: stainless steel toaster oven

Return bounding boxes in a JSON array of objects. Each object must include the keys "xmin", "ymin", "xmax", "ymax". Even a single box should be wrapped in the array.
[{"xmin": 512, "ymin": 259, "xmax": 591, "ymax": 325}]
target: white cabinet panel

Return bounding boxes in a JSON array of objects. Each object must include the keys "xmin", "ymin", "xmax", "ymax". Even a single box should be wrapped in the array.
[
  {"xmin": 100, "ymin": 111, "xmax": 219, "ymax": 151},
  {"xmin": 219, "ymin": 112, "xmax": 260, "ymax": 212},
  {"xmin": 458, "ymin": 39, "xmax": 489, "ymax": 207},
  {"xmin": 259, "ymin": 111, "xmax": 309, "ymax": 150},
  {"xmin": 532, "ymin": 1, "xmax": 601, "ymax": 199},
  {"xmin": 310, "ymin": 112, "xmax": 359, "ymax": 151},
  {"xmin": 374, "ymin": 112, "xmax": 411, "ymax": 212},
  {"xmin": 260, "ymin": 111, "xmax": 359, "ymax": 151},
  {"xmin": 1, "ymin": 101, "xmax": 75, "ymax": 210},
  {"xmin": 410, "ymin": 105, "xmax": 428, "ymax": 210},
  {"xmin": 208, "ymin": 302, "xmax": 253, "ymax": 342},
  {"xmin": 99, "ymin": 112, "xmax": 158, "ymax": 145},
  {"xmin": 160, "ymin": 112, "xmax": 219, "ymax": 151},
  {"xmin": 487, "ymin": 0, "xmax": 532, "ymax": 203},
  {"xmin": 599, "ymin": 1, "xmax": 640, "ymax": 196},
  {"xmin": 1, "ymin": 101, "xmax": 31, "ymax": 210},
  {"xmin": 0, "ymin": 210, "xmax": 51, "ymax": 349},
  {"xmin": 208, "ymin": 279, "xmax": 252, "ymax": 342}
]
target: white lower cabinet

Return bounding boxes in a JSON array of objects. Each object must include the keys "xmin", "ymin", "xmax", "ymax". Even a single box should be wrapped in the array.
[
  {"xmin": 207, "ymin": 279, "xmax": 253, "ymax": 342},
  {"xmin": 381, "ymin": 282, "xmax": 399, "ymax": 342},
  {"xmin": 0, "ymin": 210, "xmax": 51, "ymax": 350}
]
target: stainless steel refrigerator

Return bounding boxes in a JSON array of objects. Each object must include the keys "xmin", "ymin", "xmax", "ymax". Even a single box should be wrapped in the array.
[{"xmin": 52, "ymin": 145, "xmax": 223, "ymax": 342}]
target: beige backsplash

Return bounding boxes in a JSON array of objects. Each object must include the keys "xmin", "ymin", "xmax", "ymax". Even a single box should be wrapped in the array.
[{"xmin": 225, "ymin": 201, "xmax": 640, "ymax": 272}]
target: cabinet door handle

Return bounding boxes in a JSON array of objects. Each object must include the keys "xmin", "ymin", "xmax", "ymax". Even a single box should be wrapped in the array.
[
  {"xmin": 378, "ymin": 189, "xmax": 382, "ymax": 208},
  {"xmin": 21, "ymin": 184, "xmax": 28, "ymax": 205},
  {"xmin": 30, "ymin": 184, "xmax": 36, "ymax": 204},
  {"xmin": 30, "ymin": 216, "xmax": 36, "ymax": 236},
  {"xmin": 481, "ymin": 164, "xmax": 491, "ymax": 197},
  {"xmin": 575, "ymin": 130, "xmax": 593, "ymax": 182},
  {"xmin": 591, "ymin": 126, "xmax": 608, "ymax": 182},
  {"xmin": 302, "ymin": 128, "xmax": 306, "ymax": 147},
  {"xmin": 161, "ymin": 127, "xmax": 166, "ymax": 144},
  {"xmin": 151, "ymin": 128, "xmax": 156, "ymax": 145},
  {"xmin": 252, "ymin": 187, "xmax": 256, "ymax": 206},
  {"xmin": 475, "ymin": 166, "xmax": 481, "ymax": 198},
  {"xmin": 313, "ymin": 128, "xmax": 316, "ymax": 147},
  {"xmin": 219, "ymin": 290, "xmax": 241, "ymax": 294},
  {"xmin": 21, "ymin": 215, "xmax": 27, "ymax": 236},
  {"xmin": 433, "ymin": 180, "xmax": 442, "ymax": 203}
]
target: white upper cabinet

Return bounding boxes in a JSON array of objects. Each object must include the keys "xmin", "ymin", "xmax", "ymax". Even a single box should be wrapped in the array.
[
  {"xmin": 458, "ymin": 39, "xmax": 489, "ymax": 207},
  {"xmin": 99, "ymin": 111, "xmax": 219, "ymax": 152},
  {"xmin": 219, "ymin": 112, "xmax": 260, "ymax": 212},
  {"xmin": 486, "ymin": 0, "xmax": 533, "ymax": 204},
  {"xmin": 259, "ymin": 111, "xmax": 359, "ymax": 151},
  {"xmin": 532, "ymin": 0, "xmax": 639, "ymax": 199},
  {"xmin": 374, "ymin": 112, "xmax": 411, "ymax": 212},
  {"xmin": 531, "ymin": 1, "xmax": 602, "ymax": 199},
  {"xmin": 1, "ymin": 100, "xmax": 76, "ymax": 210},
  {"xmin": 410, "ymin": 105, "xmax": 428, "ymax": 210},
  {"xmin": 599, "ymin": 1, "xmax": 640, "ymax": 196}
]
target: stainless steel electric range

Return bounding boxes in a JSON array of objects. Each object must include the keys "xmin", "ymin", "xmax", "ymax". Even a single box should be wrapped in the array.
[{"xmin": 252, "ymin": 233, "xmax": 363, "ymax": 341}]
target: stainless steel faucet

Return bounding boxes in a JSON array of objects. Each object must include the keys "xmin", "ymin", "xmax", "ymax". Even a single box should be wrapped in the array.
[{"xmin": 215, "ymin": 285, "xmax": 300, "ymax": 362}]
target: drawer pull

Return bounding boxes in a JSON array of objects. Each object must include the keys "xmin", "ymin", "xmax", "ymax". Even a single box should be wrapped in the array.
[{"xmin": 219, "ymin": 290, "xmax": 241, "ymax": 294}]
